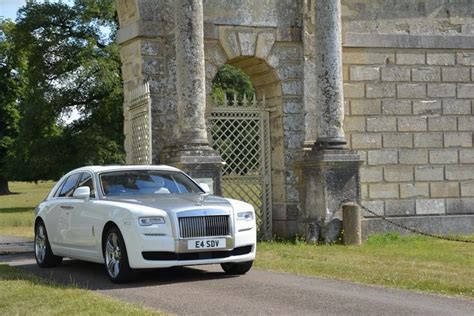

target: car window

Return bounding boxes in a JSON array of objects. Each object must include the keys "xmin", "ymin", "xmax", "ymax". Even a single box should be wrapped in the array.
[
  {"xmin": 58, "ymin": 173, "xmax": 81, "ymax": 198},
  {"xmin": 51, "ymin": 180, "xmax": 65, "ymax": 198},
  {"xmin": 100, "ymin": 170, "xmax": 203, "ymax": 197},
  {"xmin": 78, "ymin": 172, "xmax": 95, "ymax": 198}
]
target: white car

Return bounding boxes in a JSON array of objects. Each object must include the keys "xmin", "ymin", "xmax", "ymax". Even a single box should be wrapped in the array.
[{"xmin": 34, "ymin": 165, "xmax": 256, "ymax": 283}]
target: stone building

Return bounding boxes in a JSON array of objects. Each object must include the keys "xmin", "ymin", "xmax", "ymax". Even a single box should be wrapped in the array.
[{"xmin": 116, "ymin": 0, "xmax": 474, "ymax": 239}]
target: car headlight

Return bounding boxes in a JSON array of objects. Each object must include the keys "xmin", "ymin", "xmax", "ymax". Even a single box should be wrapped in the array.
[
  {"xmin": 138, "ymin": 217, "xmax": 166, "ymax": 226},
  {"xmin": 237, "ymin": 211, "xmax": 254, "ymax": 221}
]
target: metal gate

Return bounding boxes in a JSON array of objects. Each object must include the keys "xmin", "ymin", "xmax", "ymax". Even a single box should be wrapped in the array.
[
  {"xmin": 126, "ymin": 82, "xmax": 152, "ymax": 165},
  {"xmin": 208, "ymin": 94, "xmax": 272, "ymax": 238}
]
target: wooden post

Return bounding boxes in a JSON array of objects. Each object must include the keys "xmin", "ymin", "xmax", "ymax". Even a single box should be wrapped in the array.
[{"xmin": 343, "ymin": 203, "xmax": 362, "ymax": 245}]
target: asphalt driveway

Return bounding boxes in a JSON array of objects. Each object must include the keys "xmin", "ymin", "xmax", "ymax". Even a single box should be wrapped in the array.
[{"xmin": 1, "ymin": 253, "xmax": 473, "ymax": 315}]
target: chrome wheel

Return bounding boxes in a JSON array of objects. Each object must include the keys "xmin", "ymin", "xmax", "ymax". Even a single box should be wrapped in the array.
[
  {"xmin": 34, "ymin": 220, "xmax": 62, "ymax": 268},
  {"xmin": 35, "ymin": 224, "xmax": 46, "ymax": 263},
  {"xmin": 105, "ymin": 232, "xmax": 121, "ymax": 278}
]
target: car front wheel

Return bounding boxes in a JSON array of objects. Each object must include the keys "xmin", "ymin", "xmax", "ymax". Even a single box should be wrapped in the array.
[
  {"xmin": 104, "ymin": 226, "xmax": 134, "ymax": 283},
  {"xmin": 35, "ymin": 220, "xmax": 62, "ymax": 268},
  {"xmin": 221, "ymin": 261, "xmax": 253, "ymax": 275}
]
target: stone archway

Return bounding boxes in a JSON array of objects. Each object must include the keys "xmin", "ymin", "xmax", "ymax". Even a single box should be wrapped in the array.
[
  {"xmin": 204, "ymin": 26, "xmax": 303, "ymax": 236},
  {"xmin": 117, "ymin": 0, "xmax": 309, "ymax": 238}
]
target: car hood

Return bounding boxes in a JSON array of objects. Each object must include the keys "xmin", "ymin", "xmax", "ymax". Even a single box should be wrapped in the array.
[{"xmin": 105, "ymin": 194, "xmax": 233, "ymax": 214}]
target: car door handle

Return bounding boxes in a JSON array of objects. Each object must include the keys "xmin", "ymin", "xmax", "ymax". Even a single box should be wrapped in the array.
[{"xmin": 60, "ymin": 205, "xmax": 74, "ymax": 210}]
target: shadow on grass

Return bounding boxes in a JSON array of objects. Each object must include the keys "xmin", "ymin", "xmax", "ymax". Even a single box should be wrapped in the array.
[
  {"xmin": 0, "ymin": 207, "xmax": 34, "ymax": 214},
  {"xmin": 6, "ymin": 255, "xmax": 237, "ymax": 291},
  {"xmin": 0, "ymin": 192, "xmax": 20, "ymax": 196}
]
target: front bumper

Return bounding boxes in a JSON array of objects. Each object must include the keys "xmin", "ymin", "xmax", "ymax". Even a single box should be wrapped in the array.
[{"xmin": 123, "ymin": 223, "xmax": 256, "ymax": 269}]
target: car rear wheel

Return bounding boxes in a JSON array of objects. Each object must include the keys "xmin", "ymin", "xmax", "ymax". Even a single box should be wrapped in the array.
[
  {"xmin": 104, "ymin": 226, "xmax": 134, "ymax": 283},
  {"xmin": 221, "ymin": 261, "xmax": 253, "ymax": 275},
  {"xmin": 35, "ymin": 220, "xmax": 62, "ymax": 268}
]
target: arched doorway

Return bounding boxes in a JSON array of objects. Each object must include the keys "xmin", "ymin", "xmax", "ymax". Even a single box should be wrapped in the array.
[{"xmin": 207, "ymin": 57, "xmax": 282, "ymax": 239}]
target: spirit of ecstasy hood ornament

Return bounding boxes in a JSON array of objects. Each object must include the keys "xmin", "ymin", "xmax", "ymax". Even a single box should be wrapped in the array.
[{"xmin": 195, "ymin": 194, "xmax": 205, "ymax": 206}]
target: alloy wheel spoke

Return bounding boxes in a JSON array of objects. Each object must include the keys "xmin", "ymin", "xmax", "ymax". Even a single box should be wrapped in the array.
[
  {"xmin": 107, "ymin": 257, "xmax": 115, "ymax": 272},
  {"xmin": 38, "ymin": 226, "xmax": 45, "ymax": 240},
  {"xmin": 111, "ymin": 233, "xmax": 118, "ymax": 247},
  {"xmin": 37, "ymin": 244, "xmax": 45, "ymax": 262},
  {"xmin": 113, "ymin": 262, "xmax": 120, "ymax": 276},
  {"xmin": 106, "ymin": 241, "xmax": 114, "ymax": 253}
]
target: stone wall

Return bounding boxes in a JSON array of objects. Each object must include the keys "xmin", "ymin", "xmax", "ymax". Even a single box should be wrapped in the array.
[
  {"xmin": 117, "ymin": 0, "xmax": 177, "ymax": 163},
  {"xmin": 342, "ymin": 0, "xmax": 474, "ymax": 36},
  {"xmin": 342, "ymin": 38, "xmax": 474, "ymax": 230},
  {"xmin": 204, "ymin": 0, "xmax": 302, "ymax": 28},
  {"xmin": 340, "ymin": 1, "xmax": 474, "ymax": 236}
]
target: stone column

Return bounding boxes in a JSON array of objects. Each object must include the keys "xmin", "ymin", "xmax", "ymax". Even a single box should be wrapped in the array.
[
  {"xmin": 296, "ymin": 0, "xmax": 361, "ymax": 243},
  {"xmin": 303, "ymin": 0, "xmax": 318, "ymax": 149},
  {"xmin": 175, "ymin": 0, "xmax": 209, "ymax": 148},
  {"xmin": 162, "ymin": 0, "xmax": 222, "ymax": 194},
  {"xmin": 314, "ymin": 0, "xmax": 346, "ymax": 149}
]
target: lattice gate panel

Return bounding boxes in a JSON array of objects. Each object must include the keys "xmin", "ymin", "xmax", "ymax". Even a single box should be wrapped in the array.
[
  {"xmin": 208, "ymin": 99, "xmax": 272, "ymax": 239},
  {"xmin": 126, "ymin": 83, "xmax": 152, "ymax": 164}
]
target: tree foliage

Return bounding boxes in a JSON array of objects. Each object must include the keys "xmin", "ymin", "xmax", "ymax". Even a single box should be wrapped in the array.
[
  {"xmin": 0, "ymin": 19, "xmax": 21, "ymax": 193},
  {"xmin": 4, "ymin": 0, "xmax": 124, "ymax": 182},
  {"xmin": 211, "ymin": 64, "xmax": 255, "ymax": 105}
]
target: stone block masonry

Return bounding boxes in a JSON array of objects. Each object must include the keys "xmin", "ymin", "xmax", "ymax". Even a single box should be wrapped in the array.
[
  {"xmin": 344, "ymin": 46, "xmax": 474, "ymax": 218},
  {"xmin": 117, "ymin": 0, "xmax": 474, "ymax": 238}
]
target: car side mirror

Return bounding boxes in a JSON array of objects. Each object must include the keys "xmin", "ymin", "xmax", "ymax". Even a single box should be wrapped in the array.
[
  {"xmin": 73, "ymin": 186, "xmax": 91, "ymax": 200},
  {"xmin": 199, "ymin": 183, "xmax": 211, "ymax": 193}
]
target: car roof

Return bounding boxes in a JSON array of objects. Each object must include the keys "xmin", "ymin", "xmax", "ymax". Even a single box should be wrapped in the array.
[{"xmin": 71, "ymin": 165, "xmax": 182, "ymax": 174}]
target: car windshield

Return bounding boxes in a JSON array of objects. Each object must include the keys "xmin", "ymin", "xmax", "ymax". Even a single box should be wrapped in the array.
[{"xmin": 99, "ymin": 170, "xmax": 203, "ymax": 197}]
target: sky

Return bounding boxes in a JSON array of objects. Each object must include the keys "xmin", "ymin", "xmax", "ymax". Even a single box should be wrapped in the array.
[
  {"xmin": 0, "ymin": 0, "xmax": 26, "ymax": 20},
  {"xmin": 1, "ymin": 0, "xmax": 73, "ymax": 20}
]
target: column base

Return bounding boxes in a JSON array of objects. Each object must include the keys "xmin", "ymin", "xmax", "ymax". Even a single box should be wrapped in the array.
[
  {"xmin": 314, "ymin": 137, "xmax": 347, "ymax": 149},
  {"xmin": 160, "ymin": 144, "xmax": 222, "ymax": 196},
  {"xmin": 295, "ymin": 148, "xmax": 362, "ymax": 243}
]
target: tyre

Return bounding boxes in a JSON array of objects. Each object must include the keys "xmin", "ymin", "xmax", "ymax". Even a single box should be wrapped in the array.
[
  {"xmin": 35, "ymin": 220, "xmax": 63, "ymax": 268},
  {"xmin": 221, "ymin": 261, "xmax": 253, "ymax": 275},
  {"xmin": 104, "ymin": 226, "xmax": 134, "ymax": 283}
]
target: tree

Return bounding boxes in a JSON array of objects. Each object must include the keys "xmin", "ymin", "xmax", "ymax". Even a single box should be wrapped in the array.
[
  {"xmin": 7, "ymin": 1, "xmax": 124, "ymax": 182},
  {"xmin": 211, "ymin": 64, "xmax": 255, "ymax": 105},
  {"xmin": 0, "ymin": 19, "xmax": 20, "ymax": 194}
]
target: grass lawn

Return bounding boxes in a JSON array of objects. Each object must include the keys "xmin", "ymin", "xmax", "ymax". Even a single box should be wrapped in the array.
[
  {"xmin": 1, "ymin": 182, "xmax": 473, "ymax": 300},
  {"xmin": 0, "ymin": 264, "xmax": 161, "ymax": 315},
  {"xmin": 0, "ymin": 181, "xmax": 54, "ymax": 239},
  {"xmin": 256, "ymin": 234, "xmax": 474, "ymax": 299}
]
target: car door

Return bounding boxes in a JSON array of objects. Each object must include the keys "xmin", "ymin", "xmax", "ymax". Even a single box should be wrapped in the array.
[
  {"xmin": 67, "ymin": 172, "xmax": 104, "ymax": 260},
  {"xmin": 47, "ymin": 172, "xmax": 82, "ymax": 254}
]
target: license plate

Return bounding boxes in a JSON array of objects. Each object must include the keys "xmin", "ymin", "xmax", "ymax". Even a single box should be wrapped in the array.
[{"xmin": 188, "ymin": 238, "xmax": 226, "ymax": 250}]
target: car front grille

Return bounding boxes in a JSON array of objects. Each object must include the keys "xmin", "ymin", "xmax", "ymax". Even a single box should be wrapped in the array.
[{"xmin": 178, "ymin": 215, "xmax": 230, "ymax": 238}]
